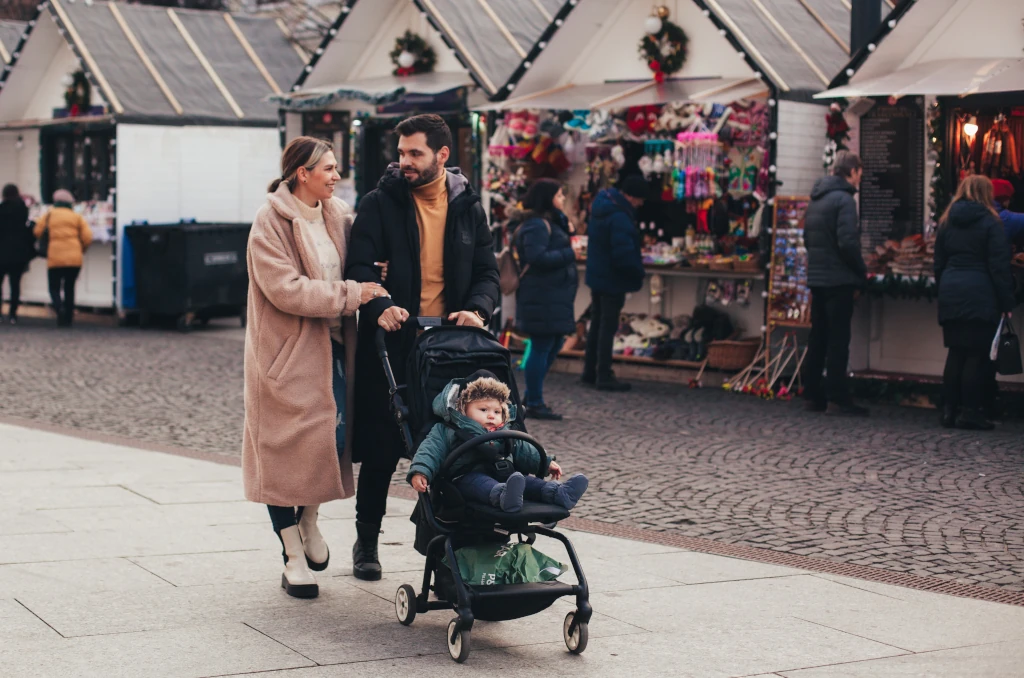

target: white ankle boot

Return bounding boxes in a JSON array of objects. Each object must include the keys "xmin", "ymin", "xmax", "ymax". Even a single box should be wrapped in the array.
[
  {"xmin": 298, "ymin": 504, "xmax": 329, "ymax": 571},
  {"xmin": 279, "ymin": 525, "xmax": 318, "ymax": 598}
]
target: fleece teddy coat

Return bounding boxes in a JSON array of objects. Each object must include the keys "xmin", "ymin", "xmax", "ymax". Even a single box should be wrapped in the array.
[{"xmin": 242, "ymin": 182, "xmax": 362, "ymax": 506}]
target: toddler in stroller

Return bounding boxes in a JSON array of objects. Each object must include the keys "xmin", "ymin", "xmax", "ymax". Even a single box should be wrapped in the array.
[
  {"xmin": 376, "ymin": 319, "xmax": 592, "ymax": 663},
  {"xmin": 407, "ymin": 372, "xmax": 589, "ymax": 513}
]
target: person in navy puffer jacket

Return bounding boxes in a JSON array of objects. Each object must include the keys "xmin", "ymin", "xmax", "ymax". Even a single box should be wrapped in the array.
[
  {"xmin": 515, "ymin": 179, "xmax": 578, "ymax": 420},
  {"xmin": 583, "ymin": 175, "xmax": 647, "ymax": 392}
]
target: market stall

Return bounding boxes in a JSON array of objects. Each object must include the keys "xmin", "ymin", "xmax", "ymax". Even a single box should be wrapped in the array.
[
  {"xmin": 272, "ymin": 0, "xmax": 573, "ymax": 203},
  {"xmin": 469, "ymin": 0, "xmax": 849, "ymax": 381},
  {"xmin": 816, "ymin": 0, "xmax": 1024, "ymax": 382},
  {"xmin": 0, "ymin": 1, "xmax": 301, "ymax": 317}
]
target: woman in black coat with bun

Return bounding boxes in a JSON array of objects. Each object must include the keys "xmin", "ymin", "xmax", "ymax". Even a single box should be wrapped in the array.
[
  {"xmin": 0, "ymin": 184, "xmax": 32, "ymax": 325},
  {"xmin": 514, "ymin": 179, "xmax": 579, "ymax": 420},
  {"xmin": 935, "ymin": 175, "xmax": 1016, "ymax": 430}
]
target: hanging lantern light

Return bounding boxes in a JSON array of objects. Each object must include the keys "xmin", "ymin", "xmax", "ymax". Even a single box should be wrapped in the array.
[{"xmin": 397, "ymin": 51, "xmax": 416, "ymax": 69}]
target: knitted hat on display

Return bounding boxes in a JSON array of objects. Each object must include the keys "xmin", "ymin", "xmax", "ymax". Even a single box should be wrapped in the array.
[{"xmin": 458, "ymin": 376, "xmax": 511, "ymax": 421}]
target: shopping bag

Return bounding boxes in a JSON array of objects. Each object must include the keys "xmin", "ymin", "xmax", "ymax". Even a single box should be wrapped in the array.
[
  {"xmin": 443, "ymin": 542, "xmax": 567, "ymax": 587},
  {"xmin": 996, "ymin": 321, "xmax": 1023, "ymax": 376},
  {"xmin": 990, "ymin": 317, "xmax": 1004, "ymax": 362}
]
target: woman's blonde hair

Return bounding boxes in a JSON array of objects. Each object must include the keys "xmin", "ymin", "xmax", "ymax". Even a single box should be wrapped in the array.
[
  {"xmin": 268, "ymin": 136, "xmax": 333, "ymax": 193},
  {"xmin": 940, "ymin": 174, "xmax": 1000, "ymax": 226}
]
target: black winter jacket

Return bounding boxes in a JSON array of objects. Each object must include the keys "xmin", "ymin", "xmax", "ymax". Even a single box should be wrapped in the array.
[
  {"xmin": 935, "ymin": 200, "xmax": 1015, "ymax": 326},
  {"xmin": 0, "ymin": 199, "xmax": 32, "ymax": 269},
  {"xmin": 804, "ymin": 176, "xmax": 867, "ymax": 288},
  {"xmin": 585, "ymin": 189, "xmax": 645, "ymax": 295},
  {"xmin": 515, "ymin": 211, "xmax": 578, "ymax": 336},
  {"xmin": 345, "ymin": 165, "xmax": 500, "ymax": 463}
]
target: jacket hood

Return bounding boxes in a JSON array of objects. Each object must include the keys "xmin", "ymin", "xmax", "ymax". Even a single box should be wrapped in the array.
[
  {"xmin": 947, "ymin": 199, "xmax": 995, "ymax": 228},
  {"xmin": 379, "ymin": 163, "xmax": 474, "ymax": 207},
  {"xmin": 810, "ymin": 175, "xmax": 856, "ymax": 200},
  {"xmin": 591, "ymin": 188, "xmax": 634, "ymax": 220},
  {"xmin": 266, "ymin": 181, "xmax": 350, "ymax": 224},
  {"xmin": 431, "ymin": 378, "xmax": 517, "ymax": 430}
]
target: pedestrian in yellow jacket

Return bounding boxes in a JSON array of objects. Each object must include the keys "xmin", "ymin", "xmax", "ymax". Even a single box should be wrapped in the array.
[{"xmin": 33, "ymin": 188, "xmax": 92, "ymax": 327}]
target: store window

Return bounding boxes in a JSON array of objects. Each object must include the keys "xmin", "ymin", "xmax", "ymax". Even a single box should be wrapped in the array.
[
  {"xmin": 41, "ymin": 128, "xmax": 115, "ymax": 204},
  {"xmin": 302, "ymin": 111, "xmax": 351, "ymax": 178}
]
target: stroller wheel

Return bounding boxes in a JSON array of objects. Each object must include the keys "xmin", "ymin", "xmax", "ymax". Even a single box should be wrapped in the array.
[
  {"xmin": 395, "ymin": 584, "xmax": 416, "ymax": 626},
  {"xmin": 563, "ymin": 611, "xmax": 589, "ymax": 654},
  {"xmin": 447, "ymin": 618, "xmax": 471, "ymax": 663}
]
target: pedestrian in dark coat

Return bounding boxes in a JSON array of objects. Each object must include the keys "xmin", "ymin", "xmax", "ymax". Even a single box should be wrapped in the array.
[
  {"xmin": 935, "ymin": 175, "xmax": 1016, "ymax": 431},
  {"xmin": 582, "ymin": 176, "xmax": 647, "ymax": 392},
  {"xmin": 801, "ymin": 151, "xmax": 869, "ymax": 416},
  {"xmin": 345, "ymin": 114, "xmax": 499, "ymax": 581},
  {"xmin": 0, "ymin": 184, "xmax": 33, "ymax": 324},
  {"xmin": 515, "ymin": 179, "xmax": 578, "ymax": 419}
]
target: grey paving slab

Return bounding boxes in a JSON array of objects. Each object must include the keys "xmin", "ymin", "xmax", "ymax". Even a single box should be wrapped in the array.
[
  {"xmin": 0, "ymin": 521, "xmax": 271, "ymax": 564},
  {"xmin": 40, "ymin": 500, "xmax": 273, "ymax": 532},
  {"xmin": 0, "ymin": 510, "xmax": 71, "ymax": 536},
  {"xmin": 503, "ymin": 616, "xmax": 905, "ymax": 677},
  {"xmin": 0, "ymin": 485, "xmax": 154, "ymax": 511},
  {"xmin": 122, "ymin": 480, "xmax": 245, "ymax": 504},
  {"xmin": 129, "ymin": 550, "xmax": 279, "ymax": 587},
  {"xmin": 0, "ymin": 558, "xmax": 170, "ymax": 597},
  {"xmin": 0, "ymin": 622, "xmax": 314, "ymax": 677},
  {"xmin": 0, "ymin": 597, "xmax": 62, "ymax": 643},
  {"xmin": 626, "ymin": 550, "xmax": 809, "ymax": 585},
  {"xmin": 551, "ymin": 528, "xmax": 688, "ymax": 560},
  {"xmin": 15, "ymin": 574, "xmax": 381, "ymax": 638},
  {"xmin": 780, "ymin": 641, "xmax": 1024, "ymax": 677},
  {"xmin": 248, "ymin": 591, "xmax": 644, "ymax": 666}
]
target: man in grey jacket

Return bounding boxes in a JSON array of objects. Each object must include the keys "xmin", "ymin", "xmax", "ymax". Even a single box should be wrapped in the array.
[{"xmin": 802, "ymin": 151, "xmax": 869, "ymax": 416}]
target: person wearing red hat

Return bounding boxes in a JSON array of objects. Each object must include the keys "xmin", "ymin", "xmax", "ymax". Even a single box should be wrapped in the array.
[{"xmin": 991, "ymin": 179, "xmax": 1024, "ymax": 243}]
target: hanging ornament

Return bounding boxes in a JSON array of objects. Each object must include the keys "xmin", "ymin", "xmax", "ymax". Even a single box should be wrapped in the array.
[
  {"xmin": 390, "ymin": 30, "xmax": 436, "ymax": 77},
  {"xmin": 638, "ymin": 7, "xmax": 688, "ymax": 82}
]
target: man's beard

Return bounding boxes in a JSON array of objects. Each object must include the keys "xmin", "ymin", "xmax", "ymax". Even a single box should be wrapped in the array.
[{"xmin": 405, "ymin": 157, "xmax": 441, "ymax": 187}]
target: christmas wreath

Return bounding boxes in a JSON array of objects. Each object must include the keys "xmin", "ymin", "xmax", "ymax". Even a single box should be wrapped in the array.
[
  {"xmin": 390, "ymin": 30, "xmax": 436, "ymax": 77},
  {"xmin": 63, "ymin": 70, "xmax": 90, "ymax": 117},
  {"xmin": 823, "ymin": 102, "xmax": 850, "ymax": 170},
  {"xmin": 638, "ymin": 8, "xmax": 688, "ymax": 83}
]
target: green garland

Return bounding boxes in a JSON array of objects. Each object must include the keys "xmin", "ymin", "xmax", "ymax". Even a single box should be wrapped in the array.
[
  {"xmin": 390, "ymin": 30, "xmax": 436, "ymax": 77},
  {"xmin": 64, "ymin": 70, "xmax": 90, "ymax": 116},
  {"xmin": 639, "ymin": 19, "xmax": 688, "ymax": 82},
  {"xmin": 928, "ymin": 101, "xmax": 949, "ymax": 227}
]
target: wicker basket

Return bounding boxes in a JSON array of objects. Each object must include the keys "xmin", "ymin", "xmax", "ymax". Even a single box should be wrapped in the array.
[
  {"xmin": 709, "ymin": 259, "xmax": 734, "ymax": 272},
  {"xmin": 707, "ymin": 338, "xmax": 761, "ymax": 370},
  {"xmin": 733, "ymin": 257, "xmax": 761, "ymax": 273}
]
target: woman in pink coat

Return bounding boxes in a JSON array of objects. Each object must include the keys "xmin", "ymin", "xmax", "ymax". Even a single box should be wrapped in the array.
[{"xmin": 243, "ymin": 137, "xmax": 385, "ymax": 598}]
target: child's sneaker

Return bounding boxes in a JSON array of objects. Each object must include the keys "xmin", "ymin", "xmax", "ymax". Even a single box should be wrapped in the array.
[{"xmin": 489, "ymin": 472, "xmax": 526, "ymax": 512}]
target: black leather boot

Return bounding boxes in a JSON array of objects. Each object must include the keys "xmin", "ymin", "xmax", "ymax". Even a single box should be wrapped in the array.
[{"xmin": 352, "ymin": 520, "xmax": 382, "ymax": 581}]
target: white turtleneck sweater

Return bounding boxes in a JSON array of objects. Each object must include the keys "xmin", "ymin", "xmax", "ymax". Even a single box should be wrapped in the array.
[{"xmin": 292, "ymin": 195, "xmax": 344, "ymax": 343}]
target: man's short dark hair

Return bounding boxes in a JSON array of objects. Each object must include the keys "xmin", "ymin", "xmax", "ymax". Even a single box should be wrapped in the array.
[
  {"xmin": 832, "ymin": 150, "xmax": 863, "ymax": 179},
  {"xmin": 394, "ymin": 114, "xmax": 452, "ymax": 154}
]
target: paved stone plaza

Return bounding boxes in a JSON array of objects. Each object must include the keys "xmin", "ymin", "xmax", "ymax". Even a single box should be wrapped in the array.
[
  {"xmin": 2, "ymin": 422, "xmax": 1024, "ymax": 677},
  {"xmin": 1, "ymin": 317, "xmax": 1022, "ymax": 596}
]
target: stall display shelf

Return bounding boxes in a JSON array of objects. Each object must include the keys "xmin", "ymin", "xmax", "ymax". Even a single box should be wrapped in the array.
[
  {"xmin": 576, "ymin": 263, "xmax": 763, "ymax": 281},
  {"xmin": 558, "ymin": 347, "xmax": 703, "ymax": 369},
  {"xmin": 767, "ymin": 196, "xmax": 812, "ymax": 329}
]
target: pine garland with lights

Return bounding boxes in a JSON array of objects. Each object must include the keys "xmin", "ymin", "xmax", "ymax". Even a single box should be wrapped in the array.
[
  {"xmin": 823, "ymin": 102, "xmax": 850, "ymax": 170},
  {"xmin": 927, "ymin": 101, "xmax": 949, "ymax": 229},
  {"xmin": 390, "ymin": 30, "xmax": 436, "ymax": 77}
]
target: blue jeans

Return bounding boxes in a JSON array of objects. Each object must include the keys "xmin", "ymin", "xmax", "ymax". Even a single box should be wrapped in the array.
[
  {"xmin": 524, "ymin": 333, "xmax": 564, "ymax": 407},
  {"xmin": 331, "ymin": 340, "xmax": 347, "ymax": 458},
  {"xmin": 455, "ymin": 471, "xmax": 549, "ymax": 504}
]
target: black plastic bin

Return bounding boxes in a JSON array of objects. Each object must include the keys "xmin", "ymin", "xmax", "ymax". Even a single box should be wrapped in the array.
[{"xmin": 126, "ymin": 222, "xmax": 250, "ymax": 332}]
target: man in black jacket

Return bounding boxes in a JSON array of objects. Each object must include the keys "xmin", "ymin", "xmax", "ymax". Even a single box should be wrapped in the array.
[
  {"xmin": 345, "ymin": 114, "xmax": 500, "ymax": 580},
  {"xmin": 802, "ymin": 151, "xmax": 869, "ymax": 416}
]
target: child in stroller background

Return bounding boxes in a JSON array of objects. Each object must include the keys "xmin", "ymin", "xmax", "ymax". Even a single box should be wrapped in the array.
[{"xmin": 407, "ymin": 372, "xmax": 589, "ymax": 512}]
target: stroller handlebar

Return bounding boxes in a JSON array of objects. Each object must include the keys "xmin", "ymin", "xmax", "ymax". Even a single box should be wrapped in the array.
[
  {"xmin": 374, "ymin": 316, "xmax": 447, "ymax": 360},
  {"xmin": 439, "ymin": 429, "xmax": 549, "ymax": 481}
]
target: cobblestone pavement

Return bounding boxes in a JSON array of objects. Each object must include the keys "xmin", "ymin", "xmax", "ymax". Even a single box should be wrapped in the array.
[{"xmin": 2, "ymin": 318, "xmax": 1023, "ymax": 591}]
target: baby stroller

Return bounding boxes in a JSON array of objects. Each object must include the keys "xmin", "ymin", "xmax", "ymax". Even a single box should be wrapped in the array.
[{"xmin": 375, "ymin": 317, "xmax": 592, "ymax": 663}]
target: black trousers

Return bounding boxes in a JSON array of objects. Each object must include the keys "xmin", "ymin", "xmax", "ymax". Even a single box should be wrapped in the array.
[
  {"xmin": 803, "ymin": 286, "xmax": 857, "ymax": 405},
  {"xmin": 583, "ymin": 292, "xmax": 626, "ymax": 380},
  {"xmin": 48, "ymin": 266, "xmax": 80, "ymax": 325},
  {"xmin": 356, "ymin": 450, "xmax": 402, "ymax": 525},
  {"xmin": 943, "ymin": 347, "xmax": 988, "ymax": 413},
  {"xmin": 0, "ymin": 263, "xmax": 25, "ymax": 318},
  {"xmin": 267, "ymin": 505, "xmax": 313, "ymax": 534}
]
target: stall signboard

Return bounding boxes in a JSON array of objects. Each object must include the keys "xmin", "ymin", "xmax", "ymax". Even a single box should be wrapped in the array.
[{"xmin": 858, "ymin": 97, "xmax": 925, "ymax": 257}]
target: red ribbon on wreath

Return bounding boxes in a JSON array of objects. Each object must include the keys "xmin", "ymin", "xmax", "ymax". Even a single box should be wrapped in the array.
[
  {"xmin": 649, "ymin": 59, "xmax": 665, "ymax": 83},
  {"xmin": 396, "ymin": 67, "xmax": 414, "ymax": 77}
]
